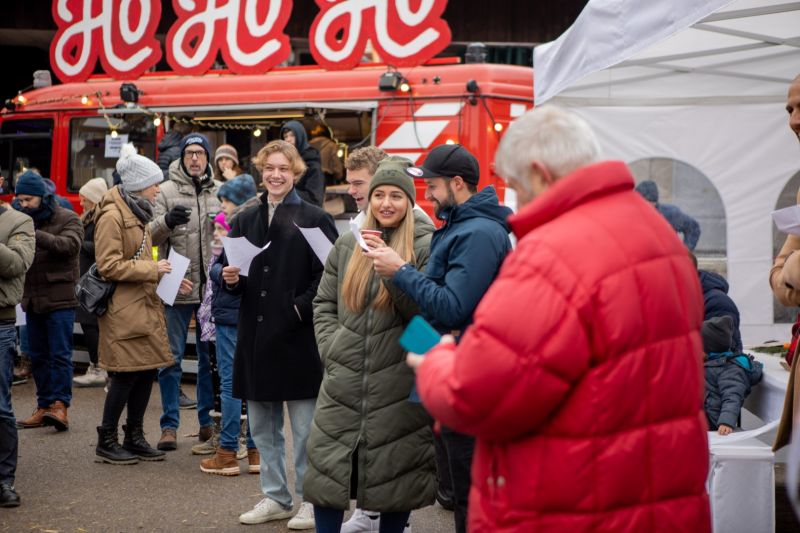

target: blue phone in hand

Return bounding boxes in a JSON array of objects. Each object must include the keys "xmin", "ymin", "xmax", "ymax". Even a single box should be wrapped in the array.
[{"xmin": 399, "ymin": 316, "xmax": 441, "ymax": 403}]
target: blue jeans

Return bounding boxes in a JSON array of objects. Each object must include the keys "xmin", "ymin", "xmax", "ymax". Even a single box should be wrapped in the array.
[
  {"xmin": 18, "ymin": 325, "xmax": 27, "ymax": 354},
  {"xmin": 27, "ymin": 308, "xmax": 75, "ymax": 408},
  {"xmin": 248, "ymin": 398, "xmax": 316, "ymax": 509},
  {"xmin": 0, "ymin": 325, "xmax": 18, "ymax": 485},
  {"xmin": 216, "ymin": 324, "xmax": 254, "ymax": 451},
  {"xmin": 158, "ymin": 304, "xmax": 212, "ymax": 430}
]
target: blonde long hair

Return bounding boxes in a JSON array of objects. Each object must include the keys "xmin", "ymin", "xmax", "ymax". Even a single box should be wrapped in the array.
[{"xmin": 342, "ymin": 203, "xmax": 416, "ymax": 313}]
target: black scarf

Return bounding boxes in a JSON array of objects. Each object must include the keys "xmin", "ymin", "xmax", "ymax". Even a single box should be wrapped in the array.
[
  {"xmin": 12, "ymin": 195, "xmax": 56, "ymax": 228},
  {"xmin": 119, "ymin": 186, "xmax": 155, "ymax": 224}
]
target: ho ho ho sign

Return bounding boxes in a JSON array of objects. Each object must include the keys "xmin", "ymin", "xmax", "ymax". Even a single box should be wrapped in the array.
[{"xmin": 50, "ymin": 0, "xmax": 452, "ymax": 83}]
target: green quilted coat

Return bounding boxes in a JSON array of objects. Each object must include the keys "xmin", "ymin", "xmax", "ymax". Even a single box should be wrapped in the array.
[{"xmin": 305, "ymin": 211, "xmax": 437, "ymax": 512}]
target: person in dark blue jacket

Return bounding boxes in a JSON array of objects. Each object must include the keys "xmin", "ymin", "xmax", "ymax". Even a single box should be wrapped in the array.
[
  {"xmin": 635, "ymin": 180, "xmax": 700, "ymax": 250},
  {"xmin": 367, "ymin": 144, "xmax": 513, "ymax": 533},
  {"xmin": 700, "ymin": 270, "xmax": 743, "ymax": 352},
  {"xmin": 42, "ymin": 178, "xmax": 74, "ymax": 211},
  {"xmin": 200, "ymin": 174, "xmax": 260, "ymax": 474},
  {"xmin": 702, "ymin": 316, "xmax": 762, "ymax": 435}
]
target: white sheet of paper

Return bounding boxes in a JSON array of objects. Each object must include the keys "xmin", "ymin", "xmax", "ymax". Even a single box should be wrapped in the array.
[
  {"xmin": 707, "ymin": 419, "xmax": 779, "ymax": 447},
  {"xmin": 221, "ymin": 236, "xmax": 271, "ymax": 277},
  {"xmin": 156, "ymin": 249, "xmax": 190, "ymax": 306},
  {"xmin": 353, "ymin": 210, "xmax": 366, "ymax": 227},
  {"xmin": 772, "ymin": 205, "xmax": 800, "ymax": 236},
  {"xmin": 295, "ymin": 223, "xmax": 334, "ymax": 265},
  {"xmin": 15, "ymin": 304, "xmax": 25, "ymax": 326},
  {"xmin": 349, "ymin": 218, "xmax": 370, "ymax": 252}
]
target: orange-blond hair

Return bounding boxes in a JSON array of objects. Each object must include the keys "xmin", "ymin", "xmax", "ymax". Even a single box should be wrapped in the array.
[{"xmin": 252, "ymin": 140, "xmax": 307, "ymax": 178}]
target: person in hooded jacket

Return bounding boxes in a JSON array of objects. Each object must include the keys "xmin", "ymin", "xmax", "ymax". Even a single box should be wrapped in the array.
[
  {"xmin": 42, "ymin": 178, "xmax": 74, "ymax": 211},
  {"xmin": 157, "ymin": 123, "xmax": 192, "ymax": 179},
  {"xmin": 367, "ymin": 144, "xmax": 513, "ymax": 533},
  {"xmin": 94, "ymin": 144, "xmax": 191, "ymax": 465},
  {"xmin": 280, "ymin": 120, "xmax": 325, "ymax": 207},
  {"xmin": 305, "ymin": 161, "xmax": 436, "ymax": 533},
  {"xmin": 689, "ymin": 254, "xmax": 743, "ymax": 352}
]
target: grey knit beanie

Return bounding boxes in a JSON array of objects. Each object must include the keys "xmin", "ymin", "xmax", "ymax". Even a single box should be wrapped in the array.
[{"xmin": 116, "ymin": 143, "xmax": 163, "ymax": 192}]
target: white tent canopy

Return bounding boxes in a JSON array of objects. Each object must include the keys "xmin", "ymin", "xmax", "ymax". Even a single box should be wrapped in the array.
[{"xmin": 533, "ymin": 0, "xmax": 800, "ymax": 344}]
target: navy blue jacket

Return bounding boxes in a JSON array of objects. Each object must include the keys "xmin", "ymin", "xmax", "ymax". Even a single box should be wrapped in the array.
[
  {"xmin": 704, "ymin": 353, "xmax": 762, "ymax": 429},
  {"xmin": 393, "ymin": 186, "xmax": 512, "ymax": 334},
  {"xmin": 700, "ymin": 270, "xmax": 742, "ymax": 352}
]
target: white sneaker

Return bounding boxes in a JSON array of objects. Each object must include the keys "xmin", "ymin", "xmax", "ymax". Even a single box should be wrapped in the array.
[
  {"xmin": 239, "ymin": 498, "xmax": 294, "ymax": 525},
  {"xmin": 287, "ymin": 502, "xmax": 315, "ymax": 530},
  {"xmin": 74, "ymin": 363, "xmax": 108, "ymax": 387},
  {"xmin": 342, "ymin": 508, "xmax": 379, "ymax": 533},
  {"xmin": 236, "ymin": 438, "xmax": 248, "ymax": 460}
]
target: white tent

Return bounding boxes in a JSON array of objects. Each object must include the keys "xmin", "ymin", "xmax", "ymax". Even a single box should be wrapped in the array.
[{"xmin": 533, "ymin": 0, "xmax": 800, "ymax": 344}]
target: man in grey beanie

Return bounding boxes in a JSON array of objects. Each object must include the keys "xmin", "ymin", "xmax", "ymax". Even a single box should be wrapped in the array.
[{"xmin": 149, "ymin": 134, "xmax": 220, "ymax": 451}]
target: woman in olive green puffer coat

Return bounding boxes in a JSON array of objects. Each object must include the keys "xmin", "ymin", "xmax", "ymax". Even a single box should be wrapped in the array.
[{"xmin": 305, "ymin": 166, "xmax": 436, "ymax": 529}]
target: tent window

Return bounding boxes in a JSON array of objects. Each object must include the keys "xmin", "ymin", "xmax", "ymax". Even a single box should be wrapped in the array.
[
  {"xmin": 629, "ymin": 157, "xmax": 727, "ymax": 268},
  {"xmin": 773, "ymin": 170, "xmax": 800, "ymax": 323}
]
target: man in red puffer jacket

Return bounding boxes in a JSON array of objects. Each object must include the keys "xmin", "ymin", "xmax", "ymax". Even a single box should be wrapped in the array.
[{"xmin": 410, "ymin": 106, "xmax": 710, "ymax": 533}]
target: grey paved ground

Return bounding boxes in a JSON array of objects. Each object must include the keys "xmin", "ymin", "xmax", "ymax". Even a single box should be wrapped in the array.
[{"xmin": 1, "ymin": 380, "xmax": 454, "ymax": 533}]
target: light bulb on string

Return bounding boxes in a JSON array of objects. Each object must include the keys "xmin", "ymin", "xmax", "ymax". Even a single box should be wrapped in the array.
[
  {"xmin": 399, "ymin": 81, "xmax": 410, "ymax": 93},
  {"xmin": 337, "ymin": 148, "xmax": 344, "ymax": 158},
  {"xmin": 493, "ymin": 122, "xmax": 503, "ymax": 132},
  {"xmin": 110, "ymin": 130, "xmax": 119, "ymax": 139},
  {"xmin": 80, "ymin": 95, "xmax": 89, "ymax": 105},
  {"xmin": 16, "ymin": 94, "xmax": 26, "ymax": 105},
  {"xmin": 253, "ymin": 128, "xmax": 262, "ymax": 137},
  {"xmin": 153, "ymin": 115, "xmax": 162, "ymax": 127},
  {"xmin": 445, "ymin": 139, "xmax": 456, "ymax": 145}
]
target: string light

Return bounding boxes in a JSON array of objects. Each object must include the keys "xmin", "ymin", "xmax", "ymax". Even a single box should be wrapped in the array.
[
  {"xmin": 16, "ymin": 93, "xmax": 26, "ymax": 104},
  {"xmin": 399, "ymin": 81, "xmax": 410, "ymax": 93},
  {"xmin": 253, "ymin": 128, "xmax": 262, "ymax": 137},
  {"xmin": 110, "ymin": 130, "xmax": 119, "ymax": 139},
  {"xmin": 493, "ymin": 122, "xmax": 503, "ymax": 132},
  {"xmin": 80, "ymin": 95, "xmax": 89, "ymax": 105},
  {"xmin": 445, "ymin": 139, "xmax": 456, "ymax": 145},
  {"xmin": 153, "ymin": 115, "xmax": 161, "ymax": 127}
]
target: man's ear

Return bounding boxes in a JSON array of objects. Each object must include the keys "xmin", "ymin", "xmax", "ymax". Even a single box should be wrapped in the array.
[
  {"xmin": 450, "ymin": 175, "xmax": 466, "ymax": 191},
  {"xmin": 530, "ymin": 161, "xmax": 554, "ymax": 186}
]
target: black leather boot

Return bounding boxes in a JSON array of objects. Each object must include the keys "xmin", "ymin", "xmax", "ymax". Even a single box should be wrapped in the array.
[
  {"xmin": 95, "ymin": 426, "xmax": 138, "ymax": 465},
  {"xmin": 123, "ymin": 422, "xmax": 166, "ymax": 461}
]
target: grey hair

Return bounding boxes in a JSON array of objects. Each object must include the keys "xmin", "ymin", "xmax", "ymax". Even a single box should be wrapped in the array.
[{"xmin": 495, "ymin": 105, "xmax": 601, "ymax": 182}]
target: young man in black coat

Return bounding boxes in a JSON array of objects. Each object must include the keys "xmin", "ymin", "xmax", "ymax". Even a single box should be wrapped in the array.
[{"xmin": 221, "ymin": 141, "xmax": 337, "ymax": 529}]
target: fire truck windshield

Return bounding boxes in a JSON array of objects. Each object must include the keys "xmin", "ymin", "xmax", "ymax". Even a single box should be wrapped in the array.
[{"xmin": 0, "ymin": 118, "xmax": 54, "ymax": 195}]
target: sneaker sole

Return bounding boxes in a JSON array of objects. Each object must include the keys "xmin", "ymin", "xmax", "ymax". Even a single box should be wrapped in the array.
[
  {"xmin": 41, "ymin": 415, "xmax": 68, "ymax": 432},
  {"xmin": 179, "ymin": 405, "xmax": 197, "ymax": 410},
  {"xmin": 95, "ymin": 455, "xmax": 139, "ymax": 465},
  {"xmin": 249, "ymin": 466, "xmax": 260, "ymax": 474},
  {"xmin": 200, "ymin": 465, "xmax": 240, "ymax": 476},
  {"xmin": 0, "ymin": 500, "xmax": 20, "ymax": 508},
  {"xmin": 287, "ymin": 519, "xmax": 315, "ymax": 530},
  {"xmin": 239, "ymin": 509, "xmax": 294, "ymax": 524},
  {"xmin": 16, "ymin": 422, "xmax": 44, "ymax": 429}
]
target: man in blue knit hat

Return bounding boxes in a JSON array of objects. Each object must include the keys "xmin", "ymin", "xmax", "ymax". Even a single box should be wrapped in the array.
[
  {"xmin": 13, "ymin": 171, "xmax": 83, "ymax": 432},
  {"xmin": 149, "ymin": 134, "xmax": 220, "ymax": 451}
]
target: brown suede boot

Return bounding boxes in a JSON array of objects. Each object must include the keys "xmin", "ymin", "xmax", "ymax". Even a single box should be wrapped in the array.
[
  {"xmin": 42, "ymin": 401, "xmax": 69, "ymax": 431},
  {"xmin": 247, "ymin": 448, "xmax": 260, "ymax": 474},
  {"xmin": 157, "ymin": 428, "xmax": 178, "ymax": 451},
  {"xmin": 16, "ymin": 407, "xmax": 50, "ymax": 428},
  {"xmin": 199, "ymin": 448, "xmax": 239, "ymax": 476}
]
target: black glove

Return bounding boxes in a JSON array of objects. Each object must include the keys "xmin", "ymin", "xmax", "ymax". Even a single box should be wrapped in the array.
[{"xmin": 165, "ymin": 205, "xmax": 191, "ymax": 229}]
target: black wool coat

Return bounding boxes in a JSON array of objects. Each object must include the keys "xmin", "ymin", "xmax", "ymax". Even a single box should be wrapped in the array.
[{"xmin": 225, "ymin": 188, "xmax": 337, "ymax": 402}]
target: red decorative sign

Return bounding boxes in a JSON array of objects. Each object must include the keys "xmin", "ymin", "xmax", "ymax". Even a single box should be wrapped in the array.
[
  {"xmin": 166, "ymin": 0, "xmax": 293, "ymax": 76},
  {"xmin": 51, "ymin": 0, "xmax": 162, "ymax": 83},
  {"xmin": 310, "ymin": 0, "xmax": 451, "ymax": 70},
  {"xmin": 49, "ymin": 0, "xmax": 452, "ymax": 83}
]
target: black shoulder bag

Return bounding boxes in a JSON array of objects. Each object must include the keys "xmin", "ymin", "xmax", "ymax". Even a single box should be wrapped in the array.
[{"xmin": 75, "ymin": 228, "xmax": 148, "ymax": 317}]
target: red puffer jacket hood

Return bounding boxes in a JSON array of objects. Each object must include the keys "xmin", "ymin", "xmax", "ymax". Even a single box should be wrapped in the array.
[{"xmin": 417, "ymin": 161, "xmax": 710, "ymax": 533}]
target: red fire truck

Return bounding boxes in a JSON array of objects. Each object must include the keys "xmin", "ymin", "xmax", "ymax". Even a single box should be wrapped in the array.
[{"xmin": 0, "ymin": 60, "xmax": 533, "ymax": 217}]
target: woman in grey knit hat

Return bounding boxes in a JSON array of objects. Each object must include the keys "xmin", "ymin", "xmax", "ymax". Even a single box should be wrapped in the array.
[{"xmin": 92, "ymin": 144, "xmax": 192, "ymax": 465}]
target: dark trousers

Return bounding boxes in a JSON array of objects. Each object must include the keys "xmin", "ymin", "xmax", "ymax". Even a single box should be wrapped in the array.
[
  {"xmin": 27, "ymin": 308, "xmax": 75, "ymax": 408},
  {"xmin": 0, "ymin": 325, "xmax": 18, "ymax": 485},
  {"xmin": 101, "ymin": 369, "xmax": 157, "ymax": 429},
  {"xmin": 441, "ymin": 426, "xmax": 475, "ymax": 533},
  {"xmin": 80, "ymin": 322, "xmax": 99, "ymax": 365},
  {"xmin": 434, "ymin": 432, "xmax": 454, "ymax": 500},
  {"xmin": 314, "ymin": 506, "xmax": 410, "ymax": 533}
]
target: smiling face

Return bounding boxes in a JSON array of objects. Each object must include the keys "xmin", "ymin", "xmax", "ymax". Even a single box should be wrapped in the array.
[
  {"xmin": 261, "ymin": 152, "xmax": 296, "ymax": 201},
  {"xmin": 183, "ymin": 145, "xmax": 208, "ymax": 178},
  {"xmin": 346, "ymin": 167, "xmax": 372, "ymax": 211},
  {"xmin": 423, "ymin": 177, "xmax": 455, "ymax": 218},
  {"xmin": 370, "ymin": 185, "xmax": 409, "ymax": 228}
]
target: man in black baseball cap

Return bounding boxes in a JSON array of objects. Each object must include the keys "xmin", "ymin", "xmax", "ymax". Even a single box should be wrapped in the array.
[{"xmin": 367, "ymin": 143, "xmax": 513, "ymax": 533}]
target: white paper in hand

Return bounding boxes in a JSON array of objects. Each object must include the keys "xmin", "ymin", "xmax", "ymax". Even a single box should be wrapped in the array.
[
  {"xmin": 15, "ymin": 304, "xmax": 25, "ymax": 326},
  {"xmin": 295, "ymin": 223, "xmax": 334, "ymax": 265},
  {"xmin": 221, "ymin": 236, "xmax": 271, "ymax": 277},
  {"xmin": 772, "ymin": 205, "xmax": 800, "ymax": 236},
  {"xmin": 157, "ymin": 249, "xmax": 191, "ymax": 306},
  {"xmin": 349, "ymin": 218, "xmax": 370, "ymax": 252}
]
